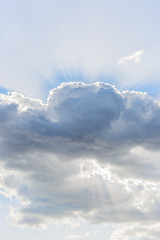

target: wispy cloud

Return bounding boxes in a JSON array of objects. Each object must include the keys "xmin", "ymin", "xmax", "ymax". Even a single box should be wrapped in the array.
[
  {"xmin": 66, "ymin": 235, "xmax": 80, "ymax": 239},
  {"xmin": 66, "ymin": 232, "xmax": 90, "ymax": 239},
  {"xmin": 118, "ymin": 50, "xmax": 144, "ymax": 65}
]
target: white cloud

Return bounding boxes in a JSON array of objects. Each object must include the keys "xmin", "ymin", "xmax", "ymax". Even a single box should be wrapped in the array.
[
  {"xmin": 66, "ymin": 235, "xmax": 80, "ymax": 239},
  {"xmin": 66, "ymin": 232, "xmax": 90, "ymax": 239},
  {"xmin": 0, "ymin": 92, "xmax": 46, "ymax": 111},
  {"xmin": 84, "ymin": 232, "xmax": 90, "ymax": 237},
  {"xmin": 118, "ymin": 50, "xmax": 144, "ymax": 65}
]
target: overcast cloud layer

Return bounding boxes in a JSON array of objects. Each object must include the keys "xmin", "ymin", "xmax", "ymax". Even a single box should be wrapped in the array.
[{"xmin": 0, "ymin": 82, "xmax": 160, "ymax": 239}]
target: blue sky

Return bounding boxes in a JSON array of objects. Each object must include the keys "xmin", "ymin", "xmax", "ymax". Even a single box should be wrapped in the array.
[
  {"xmin": 1, "ymin": 1, "xmax": 160, "ymax": 240},
  {"xmin": 1, "ymin": 0, "xmax": 160, "ymax": 98}
]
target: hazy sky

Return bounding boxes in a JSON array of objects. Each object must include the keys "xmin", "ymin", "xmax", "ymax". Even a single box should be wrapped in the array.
[{"xmin": 1, "ymin": 1, "xmax": 160, "ymax": 240}]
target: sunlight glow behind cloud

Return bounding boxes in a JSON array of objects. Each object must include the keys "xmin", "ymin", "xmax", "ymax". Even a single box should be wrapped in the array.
[
  {"xmin": 1, "ymin": 1, "xmax": 160, "ymax": 239},
  {"xmin": 0, "ymin": 0, "xmax": 160, "ymax": 99}
]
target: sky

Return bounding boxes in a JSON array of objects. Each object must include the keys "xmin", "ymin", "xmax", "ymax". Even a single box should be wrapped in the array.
[{"xmin": 1, "ymin": 0, "xmax": 160, "ymax": 239}]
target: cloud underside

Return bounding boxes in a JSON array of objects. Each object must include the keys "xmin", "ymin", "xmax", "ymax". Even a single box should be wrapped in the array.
[{"xmin": 0, "ymin": 82, "xmax": 160, "ymax": 238}]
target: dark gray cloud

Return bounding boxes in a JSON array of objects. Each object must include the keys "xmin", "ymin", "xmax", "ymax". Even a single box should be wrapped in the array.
[{"xmin": 0, "ymin": 82, "xmax": 160, "ymax": 237}]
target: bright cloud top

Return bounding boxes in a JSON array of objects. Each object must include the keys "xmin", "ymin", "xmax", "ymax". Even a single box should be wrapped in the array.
[
  {"xmin": 0, "ymin": 82, "xmax": 160, "ymax": 239},
  {"xmin": 118, "ymin": 50, "xmax": 144, "ymax": 65}
]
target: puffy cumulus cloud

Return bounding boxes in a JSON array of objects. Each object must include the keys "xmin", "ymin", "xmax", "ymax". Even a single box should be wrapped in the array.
[
  {"xmin": 0, "ymin": 82, "xmax": 160, "ymax": 238},
  {"xmin": 66, "ymin": 235, "xmax": 80, "ymax": 239},
  {"xmin": 0, "ymin": 92, "xmax": 46, "ymax": 111},
  {"xmin": 66, "ymin": 232, "xmax": 90, "ymax": 239}
]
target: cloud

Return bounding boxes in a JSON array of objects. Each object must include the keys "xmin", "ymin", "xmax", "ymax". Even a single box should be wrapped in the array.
[
  {"xmin": 111, "ymin": 224, "xmax": 160, "ymax": 240},
  {"xmin": 66, "ymin": 232, "xmax": 90, "ymax": 239},
  {"xmin": 118, "ymin": 50, "xmax": 144, "ymax": 65},
  {"xmin": 0, "ymin": 82, "xmax": 160, "ymax": 239},
  {"xmin": 66, "ymin": 235, "xmax": 80, "ymax": 239}
]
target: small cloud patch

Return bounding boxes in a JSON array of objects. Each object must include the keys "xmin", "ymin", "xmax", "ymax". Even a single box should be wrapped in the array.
[{"xmin": 118, "ymin": 50, "xmax": 144, "ymax": 65}]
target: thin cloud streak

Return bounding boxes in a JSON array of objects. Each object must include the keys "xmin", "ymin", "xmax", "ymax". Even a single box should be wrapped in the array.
[{"xmin": 118, "ymin": 50, "xmax": 144, "ymax": 65}]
